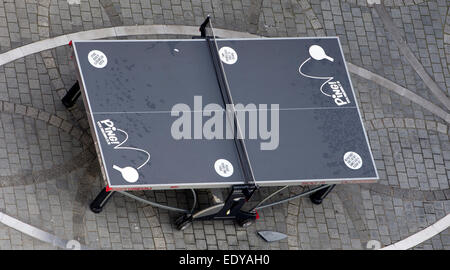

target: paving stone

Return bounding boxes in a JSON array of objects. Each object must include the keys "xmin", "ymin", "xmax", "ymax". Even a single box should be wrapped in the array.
[{"xmin": 0, "ymin": 0, "xmax": 449, "ymax": 251}]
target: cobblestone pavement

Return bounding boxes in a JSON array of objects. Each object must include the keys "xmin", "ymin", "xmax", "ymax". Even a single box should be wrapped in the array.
[{"xmin": 0, "ymin": 0, "xmax": 449, "ymax": 250}]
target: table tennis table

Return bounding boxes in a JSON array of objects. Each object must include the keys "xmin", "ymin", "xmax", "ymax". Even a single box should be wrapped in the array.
[{"xmin": 63, "ymin": 17, "xmax": 378, "ymax": 230}]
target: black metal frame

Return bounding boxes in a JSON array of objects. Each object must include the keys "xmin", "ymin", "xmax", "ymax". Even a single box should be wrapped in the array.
[
  {"xmin": 310, "ymin": 184, "xmax": 336, "ymax": 204},
  {"xmin": 62, "ymin": 81, "xmax": 81, "ymax": 108},
  {"xmin": 175, "ymin": 184, "xmax": 258, "ymax": 230},
  {"xmin": 199, "ymin": 15, "xmax": 210, "ymax": 38},
  {"xmin": 89, "ymin": 187, "xmax": 115, "ymax": 213}
]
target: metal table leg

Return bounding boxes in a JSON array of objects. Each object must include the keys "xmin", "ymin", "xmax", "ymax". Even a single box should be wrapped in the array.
[
  {"xmin": 89, "ymin": 187, "xmax": 115, "ymax": 213},
  {"xmin": 62, "ymin": 81, "xmax": 81, "ymax": 108},
  {"xmin": 309, "ymin": 184, "xmax": 336, "ymax": 205}
]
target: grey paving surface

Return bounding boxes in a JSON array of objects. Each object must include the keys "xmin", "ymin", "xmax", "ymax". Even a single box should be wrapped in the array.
[{"xmin": 0, "ymin": 0, "xmax": 448, "ymax": 250}]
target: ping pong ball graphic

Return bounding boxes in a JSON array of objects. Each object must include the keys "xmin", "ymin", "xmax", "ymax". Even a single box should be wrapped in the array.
[
  {"xmin": 113, "ymin": 165, "xmax": 139, "ymax": 183},
  {"xmin": 88, "ymin": 50, "xmax": 108, "ymax": 68},
  {"xmin": 218, "ymin": 47, "xmax": 238, "ymax": 65},
  {"xmin": 343, "ymin": 151, "xmax": 362, "ymax": 170},
  {"xmin": 309, "ymin": 45, "xmax": 334, "ymax": 62},
  {"xmin": 214, "ymin": 159, "xmax": 234, "ymax": 177}
]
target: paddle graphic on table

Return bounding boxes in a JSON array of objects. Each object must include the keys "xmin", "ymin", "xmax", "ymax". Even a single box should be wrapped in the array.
[
  {"xmin": 112, "ymin": 165, "xmax": 140, "ymax": 183},
  {"xmin": 309, "ymin": 45, "xmax": 334, "ymax": 62},
  {"xmin": 111, "ymin": 128, "xmax": 151, "ymax": 183},
  {"xmin": 298, "ymin": 45, "xmax": 335, "ymax": 97},
  {"xmin": 97, "ymin": 119, "xmax": 151, "ymax": 183},
  {"xmin": 298, "ymin": 45, "xmax": 350, "ymax": 106}
]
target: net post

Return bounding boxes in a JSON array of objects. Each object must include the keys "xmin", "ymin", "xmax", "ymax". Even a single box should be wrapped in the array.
[
  {"xmin": 204, "ymin": 17, "xmax": 258, "ymax": 190},
  {"xmin": 199, "ymin": 15, "xmax": 211, "ymax": 38}
]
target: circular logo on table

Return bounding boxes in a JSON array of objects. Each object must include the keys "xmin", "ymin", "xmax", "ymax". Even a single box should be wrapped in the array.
[
  {"xmin": 214, "ymin": 159, "xmax": 234, "ymax": 177},
  {"xmin": 88, "ymin": 50, "xmax": 107, "ymax": 68},
  {"xmin": 343, "ymin": 151, "xmax": 363, "ymax": 170},
  {"xmin": 219, "ymin": 47, "xmax": 238, "ymax": 65}
]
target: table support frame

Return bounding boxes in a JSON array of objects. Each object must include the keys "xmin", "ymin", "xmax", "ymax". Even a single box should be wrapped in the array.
[{"xmin": 61, "ymin": 81, "xmax": 81, "ymax": 108}]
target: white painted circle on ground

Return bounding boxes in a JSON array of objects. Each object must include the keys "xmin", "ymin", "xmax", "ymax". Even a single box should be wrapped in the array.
[
  {"xmin": 214, "ymin": 159, "xmax": 234, "ymax": 177},
  {"xmin": 218, "ymin": 46, "xmax": 238, "ymax": 65},
  {"xmin": 88, "ymin": 50, "xmax": 107, "ymax": 68},
  {"xmin": 343, "ymin": 151, "xmax": 363, "ymax": 170}
]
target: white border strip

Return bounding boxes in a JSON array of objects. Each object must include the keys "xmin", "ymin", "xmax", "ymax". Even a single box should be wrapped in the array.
[
  {"xmin": 381, "ymin": 214, "xmax": 450, "ymax": 250},
  {"xmin": 0, "ymin": 211, "xmax": 87, "ymax": 250}
]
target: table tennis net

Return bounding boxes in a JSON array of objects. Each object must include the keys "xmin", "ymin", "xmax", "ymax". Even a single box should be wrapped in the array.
[{"xmin": 203, "ymin": 18, "xmax": 257, "ymax": 188}]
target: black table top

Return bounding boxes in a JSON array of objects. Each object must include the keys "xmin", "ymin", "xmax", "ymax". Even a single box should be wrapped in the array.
[{"xmin": 72, "ymin": 37, "xmax": 378, "ymax": 190}]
